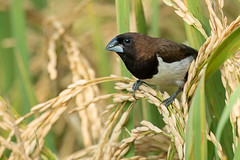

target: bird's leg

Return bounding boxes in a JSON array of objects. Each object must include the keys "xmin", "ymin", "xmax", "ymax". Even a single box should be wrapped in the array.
[
  {"xmin": 132, "ymin": 80, "xmax": 144, "ymax": 99},
  {"xmin": 162, "ymin": 87, "xmax": 183, "ymax": 107}
]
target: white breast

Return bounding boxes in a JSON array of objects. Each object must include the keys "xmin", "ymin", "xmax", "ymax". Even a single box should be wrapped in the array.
[{"xmin": 143, "ymin": 56, "xmax": 193, "ymax": 87}]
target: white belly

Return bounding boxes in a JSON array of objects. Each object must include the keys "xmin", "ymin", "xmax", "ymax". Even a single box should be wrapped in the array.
[{"xmin": 143, "ymin": 56, "xmax": 193, "ymax": 87}]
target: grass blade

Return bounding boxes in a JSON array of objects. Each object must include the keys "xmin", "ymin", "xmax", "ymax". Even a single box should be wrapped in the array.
[
  {"xmin": 115, "ymin": 0, "xmax": 130, "ymax": 34},
  {"xmin": 205, "ymin": 70, "xmax": 226, "ymax": 122},
  {"xmin": 215, "ymin": 84, "xmax": 240, "ymax": 160},
  {"xmin": 205, "ymin": 26, "xmax": 240, "ymax": 80},
  {"xmin": 115, "ymin": 0, "xmax": 131, "ymax": 78},
  {"xmin": 115, "ymin": 0, "xmax": 134, "ymax": 157},
  {"xmin": 185, "ymin": 0, "xmax": 210, "ymax": 36},
  {"xmin": 203, "ymin": 24, "xmax": 240, "ymax": 160},
  {"xmin": 134, "ymin": 0, "xmax": 147, "ymax": 34},
  {"xmin": 205, "ymin": 70, "xmax": 233, "ymax": 159},
  {"xmin": 9, "ymin": 0, "xmax": 37, "ymax": 113},
  {"xmin": 184, "ymin": 0, "xmax": 210, "ymax": 49},
  {"xmin": 10, "ymin": 0, "xmax": 30, "ymax": 71},
  {"xmin": 185, "ymin": 78, "xmax": 207, "ymax": 160},
  {"xmin": 0, "ymin": 11, "xmax": 15, "ymax": 94},
  {"xmin": 184, "ymin": 23, "xmax": 206, "ymax": 49},
  {"xmin": 233, "ymin": 140, "xmax": 240, "ymax": 160},
  {"xmin": 149, "ymin": 0, "xmax": 160, "ymax": 37}
]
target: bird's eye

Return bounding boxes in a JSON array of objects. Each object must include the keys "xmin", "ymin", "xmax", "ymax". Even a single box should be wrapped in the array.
[{"xmin": 124, "ymin": 38, "xmax": 131, "ymax": 44}]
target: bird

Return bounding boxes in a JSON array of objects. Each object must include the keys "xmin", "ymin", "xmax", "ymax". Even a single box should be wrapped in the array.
[{"xmin": 105, "ymin": 32, "xmax": 197, "ymax": 107}]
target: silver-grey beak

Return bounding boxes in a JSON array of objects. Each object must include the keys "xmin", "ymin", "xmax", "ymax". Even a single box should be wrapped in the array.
[{"xmin": 105, "ymin": 37, "xmax": 124, "ymax": 53}]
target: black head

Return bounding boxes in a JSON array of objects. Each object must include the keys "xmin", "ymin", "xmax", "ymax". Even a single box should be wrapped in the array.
[
  {"xmin": 105, "ymin": 32, "xmax": 159, "ymax": 79},
  {"xmin": 105, "ymin": 33, "xmax": 138, "ymax": 60},
  {"xmin": 105, "ymin": 32, "xmax": 158, "ymax": 60}
]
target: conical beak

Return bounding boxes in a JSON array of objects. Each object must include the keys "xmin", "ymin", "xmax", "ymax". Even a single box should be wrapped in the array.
[{"xmin": 105, "ymin": 37, "xmax": 123, "ymax": 53}]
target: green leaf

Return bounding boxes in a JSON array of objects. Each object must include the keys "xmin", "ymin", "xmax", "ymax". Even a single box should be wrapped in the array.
[
  {"xmin": 205, "ymin": 70, "xmax": 233, "ymax": 159},
  {"xmin": 149, "ymin": 0, "xmax": 160, "ymax": 37},
  {"xmin": 203, "ymin": 25, "xmax": 240, "ymax": 160},
  {"xmin": 215, "ymin": 84, "xmax": 240, "ymax": 160},
  {"xmin": 115, "ymin": 0, "xmax": 131, "ymax": 77},
  {"xmin": 10, "ymin": 0, "xmax": 30, "ymax": 71},
  {"xmin": 185, "ymin": 0, "xmax": 210, "ymax": 36},
  {"xmin": 115, "ymin": 0, "xmax": 130, "ymax": 34},
  {"xmin": 134, "ymin": 0, "xmax": 147, "ymax": 34},
  {"xmin": 205, "ymin": 26, "xmax": 240, "ymax": 81},
  {"xmin": 115, "ymin": 2, "xmax": 134, "ymax": 157},
  {"xmin": 233, "ymin": 140, "xmax": 240, "ymax": 160},
  {"xmin": 185, "ymin": 78, "xmax": 207, "ymax": 160},
  {"xmin": 184, "ymin": 0, "xmax": 210, "ymax": 49},
  {"xmin": 9, "ymin": 0, "xmax": 37, "ymax": 113},
  {"xmin": 0, "ymin": 11, "xmax": 15, "ymax": 94},
  {"xmin": 205, "ymin": 70, "xmax": 226, "ymax": 121},
  {"xmin": 184, "ymin": 23, "xmax": 206, "ymax": 49}
]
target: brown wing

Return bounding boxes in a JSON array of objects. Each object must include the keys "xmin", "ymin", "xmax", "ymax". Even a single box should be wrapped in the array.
[{"xmin": 156, "ymin": 39, "xmax": 198, "ymax": 63}]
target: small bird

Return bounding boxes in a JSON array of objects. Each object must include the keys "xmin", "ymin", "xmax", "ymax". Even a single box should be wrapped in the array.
[{"xmin": 105, "ymin": 32, "xmax": 197, "ymax": 107}]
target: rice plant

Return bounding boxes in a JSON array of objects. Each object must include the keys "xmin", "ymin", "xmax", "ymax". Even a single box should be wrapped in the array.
[{"xmin": 0, "ymin": 0, "xmax": 240, "ymax": 159}]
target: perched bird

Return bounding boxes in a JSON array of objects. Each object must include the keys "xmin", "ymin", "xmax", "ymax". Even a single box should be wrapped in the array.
[{"xmin": 105, "ymin": 32, "xmax": 197, "ymax": 107}]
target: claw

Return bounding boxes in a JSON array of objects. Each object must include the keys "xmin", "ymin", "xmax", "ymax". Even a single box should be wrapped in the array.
[
  {"xmin": 132, "ymin": 80, "xmax": 143, "ymax": 99},
  {"xmin": 161, "ymin": 97, "xmax": 175, "ymax": 107},
  {"xmin": 161, "ymin": 87, "xmax": 183, "ymax": 107}
]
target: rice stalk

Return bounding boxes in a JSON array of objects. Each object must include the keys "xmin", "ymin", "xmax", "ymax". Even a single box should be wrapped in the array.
[
  {"xmin": 103, "ymin": 81, "xmax": 185, "ymax": 159},
  {"xmin": 162, "ymin": 0, "xmax": 208, "ymax": 39},
  {"xmin": 207, "ymin": 132, "xmax": 223, "ymax": 159},
  {"xmin": 183, "ymin": 15, "xmax": 240, "ymax": 111},
  {"xmin": 1, "ymin": 0, "xmax": 240, "ymax": 159},
  {"xmin": 0, "ymin": 74, "xmax": 182, "ymax": 159},
  {"xmin": 111, "ymin": 120, "xmax": 172, "ymax": 159},
  {"xmin": 64, "ymin": 145, "xmax": 98, "ymax": 160},
  {"xmin": 45, "ymin": 16, "xmax": 103, "ymax": 147},
  {"xmin": 160, "ymin": 0, "xmax": 240, "ymax": 159},
  {"xmin": 0, "ymin": 76, "xmax": 129, "ymax": 159},
  {"xmin": 0, "ymin": 99, "xmax": 31, "ymax": 159},
  {"xmin": 222, "ymin": 55, "xmax": 240, "ymax": 150}
]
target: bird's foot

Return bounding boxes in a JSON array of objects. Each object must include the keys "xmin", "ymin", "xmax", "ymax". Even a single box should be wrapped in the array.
[
  {"xmin": 132, "ymin": 80, "xmax": 143, "ymax": 99},
  {"xmin": 161, "ymin": 96, "xmax": 175, "ymax": 107},
  {"xmin": 161, "ymin": 87, "xmax": 183, "ymax": 107}
]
